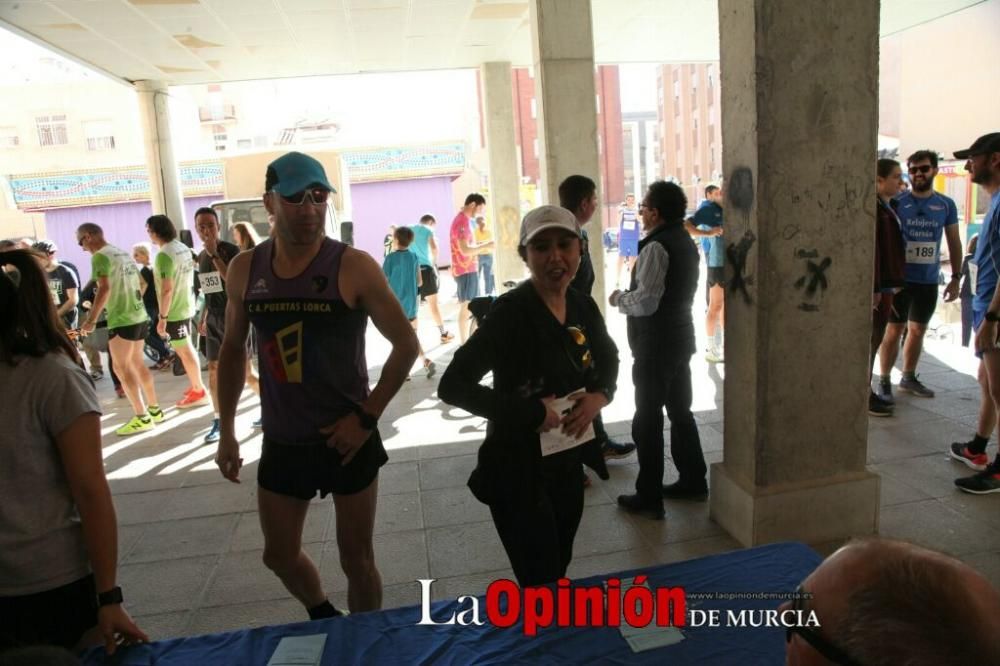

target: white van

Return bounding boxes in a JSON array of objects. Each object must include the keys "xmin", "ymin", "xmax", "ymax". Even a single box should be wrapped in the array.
[{"xmin": 211, "ymin": 198, "xmax": 345, "ymax": 246}]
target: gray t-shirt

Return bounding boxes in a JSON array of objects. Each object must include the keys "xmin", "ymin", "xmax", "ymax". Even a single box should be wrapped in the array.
[{"xmin": 0, "ymin": 352, "xmax": 102, "ymax": 595}]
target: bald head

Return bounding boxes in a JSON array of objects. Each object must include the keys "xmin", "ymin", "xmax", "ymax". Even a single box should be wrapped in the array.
[{"xmin": 790, "ymin": 539, "xmax": 1000, "ymax": 666}]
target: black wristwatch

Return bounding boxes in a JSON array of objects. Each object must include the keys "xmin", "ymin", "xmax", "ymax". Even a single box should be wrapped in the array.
[
  {"xmin": 97, "ymin": 586, "xmax": 123, "ymax": 607},
  {"xmin": 986, "ymin": 312, "xmax": 1000, "ymax": 323},
  {"xmin": 351, "ymin": 405, "xmax": 378, "ymax": 430},
  {"xmin": 951, "ymin": 273, "xmax": 962, "ymax": 281}
]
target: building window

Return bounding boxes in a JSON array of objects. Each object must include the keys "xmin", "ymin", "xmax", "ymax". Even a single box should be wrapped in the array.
[
  {"xmin": 0, "ymin": 127, "xmax": 19, "ymax": 148},
  {"xmin": 36, "ymin": 114, "xmax": 68, "ymax": 147},
  {"xmin": 530, "ymin": 98, "xmax": 537, "ymax": 119},
  {"xmin": 83, "ymin": 119, "xmax": 115, "ymax": 151},
  {"xmin": 212, "ymin": 124, "xmax": 227, "ymax": 152}
]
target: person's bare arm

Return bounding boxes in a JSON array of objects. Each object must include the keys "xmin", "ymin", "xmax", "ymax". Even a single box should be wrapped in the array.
[
  {"xmin": 321, "ymin": 249, "xmax": 419, "ymax": 463},
  {"xmin": 684, "ymin": 220, "xmax": 721, "ymax": 237},
  {"xmin": 459, "ymin": 237, "xmax": 494, "ymax": 256},
  {"xmin": 429, "ymin": 235, "xmax": 439, "ymax": 267},
  {"xmin": 58, "ymin": 286, "xmax": 78, "ymax": 318},
  {"xmin": 57, "ymin": 412, "xmax": 148, "ymax": 653},
  {"xmin": 83, "ymin": 276, "xmax": 112, "ymax": 333},
  {"xmin": 215, "ymin": 252, "xmax": 252, "ymax": 482},
  {"xmin": 944, "ymin": 224, "xmax": 963, "ymax": 302}
]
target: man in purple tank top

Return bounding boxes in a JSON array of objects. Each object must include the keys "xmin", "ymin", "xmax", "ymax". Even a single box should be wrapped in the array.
[{"xmin": 215, "ymin": 152, "xmax": 419, "ymax": 618}]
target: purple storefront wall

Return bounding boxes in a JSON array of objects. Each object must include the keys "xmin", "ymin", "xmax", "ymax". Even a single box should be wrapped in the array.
[
  {"xmin": 350, "ymin": 177, "xmax": 456, "ymax": 266},
  {"xmin": 40, "ymin": 196, "xmax": 217, "ymax": 283}
]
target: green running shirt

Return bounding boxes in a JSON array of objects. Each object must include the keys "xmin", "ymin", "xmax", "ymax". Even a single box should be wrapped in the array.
[
  {"xmin": 154, "ymin": 239, "xmax": 196, "ymax": 322},
  {"xmin": 91, "ymin": 245, "xmax": 147, "ymax": 329}
]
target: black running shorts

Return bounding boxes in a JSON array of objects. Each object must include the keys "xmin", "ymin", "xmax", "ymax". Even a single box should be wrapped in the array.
[{"xmin": 258, "ymin": 430, "xmax": 388, "ymax": 499}]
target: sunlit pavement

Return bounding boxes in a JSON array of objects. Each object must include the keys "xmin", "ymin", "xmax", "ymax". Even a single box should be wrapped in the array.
[{"xmin": 96, "ymin": 258, "xmax": 1000, "ymax": 640}]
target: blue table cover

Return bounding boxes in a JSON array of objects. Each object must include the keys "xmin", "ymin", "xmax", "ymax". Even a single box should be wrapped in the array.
[{"xmin": 84, "ymin": 541, "xmax": 821, "ymax": 665}]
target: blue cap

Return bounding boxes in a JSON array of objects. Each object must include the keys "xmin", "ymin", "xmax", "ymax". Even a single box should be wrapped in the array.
[{"xmin": 265, "ymin": 152, "xmax": 336, "ymax": 196}]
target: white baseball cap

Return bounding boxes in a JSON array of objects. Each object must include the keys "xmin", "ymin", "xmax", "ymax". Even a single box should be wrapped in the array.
[{"xmin": 519, "ymin": 205, "xmax": 581, "ymax": 246}]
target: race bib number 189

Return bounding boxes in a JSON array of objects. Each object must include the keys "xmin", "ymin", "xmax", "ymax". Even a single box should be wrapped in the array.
[{"xmin": 905, "ymin": 241, "xmax": 938, "ymax": 265}]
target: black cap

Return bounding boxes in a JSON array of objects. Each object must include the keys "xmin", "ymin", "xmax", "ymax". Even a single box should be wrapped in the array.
[{"xmin": 954, "ymin": 133, "xmax": 1000, "ymax": 159}]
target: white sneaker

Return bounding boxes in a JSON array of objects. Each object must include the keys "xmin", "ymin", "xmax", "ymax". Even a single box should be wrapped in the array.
[{"xmin": 705, "ymin": 346, "xmax": 724, "ymax": 363}]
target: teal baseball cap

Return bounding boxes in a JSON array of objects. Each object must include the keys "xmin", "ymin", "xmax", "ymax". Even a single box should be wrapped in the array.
[{"xmin": 265, "ymin": 151, "xmax": 336, "ymax": 196}]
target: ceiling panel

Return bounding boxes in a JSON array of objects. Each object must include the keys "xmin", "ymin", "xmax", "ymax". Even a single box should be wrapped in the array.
[{"xmin": 0, "ymin": 0, "xmax": 985, "ymax": 84}]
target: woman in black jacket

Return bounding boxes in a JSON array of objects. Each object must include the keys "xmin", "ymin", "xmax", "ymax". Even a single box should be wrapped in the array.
[{"xmin": 438, "ymin": 206, "xmax": 619, "ymax": 586}]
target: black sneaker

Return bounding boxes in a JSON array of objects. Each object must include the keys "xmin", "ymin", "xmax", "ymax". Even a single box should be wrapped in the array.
[
  {"xmin": 662, "ymin": 481, "xmax": 709, "ymax": 501},
  {"xmin": 602, "ymin": 439, "xmax": 636, "ymax": 460},
  {"xmin": 899, "ymin": 374, "xmax": 935, "ymax": 398},
  {"xmin": 868, "ymin": 392, "xmax": 893, "ymax": 418},
  {"xmin": 948, "ymin": 442, "xmax": 989, "ymax": 471},
  {"xmin": 955, "ymin": 461, "xmax": 1000, "ymax": 495},
  {"xmin": 616, "ymin": 494, "xmax": 665, "ymax": 520},
  {"xmin": 876, "ymin": 380, "xmax": 894, "ymax": 405}
]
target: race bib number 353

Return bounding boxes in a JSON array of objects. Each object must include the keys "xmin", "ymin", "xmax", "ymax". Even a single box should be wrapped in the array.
[{"xmin": 199, "ymin": 271, "xmax": 224, "ymax": 294}]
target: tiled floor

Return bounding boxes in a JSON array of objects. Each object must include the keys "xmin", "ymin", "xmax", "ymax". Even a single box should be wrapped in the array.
[{"xmin": 92, "ymin": 268, "xmax": 1000, "ymax": 641}]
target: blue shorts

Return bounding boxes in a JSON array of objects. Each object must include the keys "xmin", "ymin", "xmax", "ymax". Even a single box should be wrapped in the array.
[
  {"xmin": 971, "ymin": 309, "xmax": 1000, "ymax": 359},
  {"xmin": 456, "ymin": 272, "xmax": 479, "ymax": 303}
]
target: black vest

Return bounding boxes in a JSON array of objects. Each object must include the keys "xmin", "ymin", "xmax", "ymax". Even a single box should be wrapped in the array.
[{"xmin": 626, "ymin": 221, "xmax": 699, "ymax": 359}]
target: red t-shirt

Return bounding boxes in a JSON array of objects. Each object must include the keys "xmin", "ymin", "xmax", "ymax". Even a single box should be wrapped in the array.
[{"xmin": 450, "ymin": 212, "xmax": 477, "ymax": 276}]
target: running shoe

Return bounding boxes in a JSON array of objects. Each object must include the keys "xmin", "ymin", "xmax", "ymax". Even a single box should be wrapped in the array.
[
  {"xmin": 116, "ymin": 415, "xmax": 154, "ymax": 437},
  {"xmin": 440, "ymin": 331, "xmax": 455, "ymax": 343},
  {"xmin": 147, "ymin": 405, "xmax": 165, "ymax": 424},
  {"xmin": 954, "ymin": 460, "xmax": 1000, "ymax": 495},
  {"xmin": 898, "ymin": 375, "xmax": 935, "ymax": 398},
  {"xmin": 949, "ymin": 442, "xmax": 989, "ymax": 472},
  {"xmin": 868, "ymin": 392, "xmax": 893, "ymax": 417},
  {"xmin": 425, "ymin": 360, "xmax": 437, "ymax": 379},
  {"xmin": 705, "ymin": 346, "xmax": 724, "ymax": 364},
  {"xmin": 203, "ymin": 418, "xmax": 221, "ymax": 443},
  {"xmin": 89, "ymin": 368, "xmax": 104, "ymax": 380},
  {"xmin": 176, "ymin": 388, "xmax": 209, "ymax": 409},
  {"xmin": 875, "ymin": 379, "xmax": 894, "ymax": 405},
  {"xmin": 602, "ymin": 439, "xmax": 636, "ymax": 460}
]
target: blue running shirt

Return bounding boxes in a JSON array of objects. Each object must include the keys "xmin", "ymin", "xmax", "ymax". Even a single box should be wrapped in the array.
[
  {"xmin": 894, "ymin": 191, "xmax": 958, "ymax": 284},
  {"xmin": 972, "ymin": 190, "xmax": 1000, "ymax": 312}
]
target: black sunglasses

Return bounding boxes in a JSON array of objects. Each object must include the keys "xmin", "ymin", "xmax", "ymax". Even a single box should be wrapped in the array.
[
  {"xmin": 274, "ymin": 188, "xmax": 330, "ymax": 206},
  {"xmin": 785, "ymin": 585, "xmax": 861, "ymax": 666},
  {"xmin": 908, "ymin": 165, "xmax": 933, "ymax": 175}
]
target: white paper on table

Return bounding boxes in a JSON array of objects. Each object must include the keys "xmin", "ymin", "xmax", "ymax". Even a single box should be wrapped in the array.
[
  {"xmin": 539, "ymin": 389, "xmax": 595, "ymax": 456},
  {"xmin": 266, "ymin": 634, "xmax": 327, "ymax": 666},
  {"xmin": 612, "ymin": 577, "xmax": 686, "ymax": 653}
]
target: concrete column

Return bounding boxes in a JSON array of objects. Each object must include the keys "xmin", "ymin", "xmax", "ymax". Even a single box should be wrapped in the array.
[
  {"xmin": 529, "ymin": 0, "xmax": 605, "ymax": 308},
  {"xmin": 709, "ymin": 0, "xmax": 881, "ymax": 546},
  {"xmin": 481, "ymin": 62, "xmax": 525, "ymax": 288},
  {"xmin": 135, "ymin": 80, "xmax": 187, "ymax": 229}
]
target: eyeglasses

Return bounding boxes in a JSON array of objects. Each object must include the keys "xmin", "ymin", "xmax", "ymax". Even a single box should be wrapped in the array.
[
  {"xmin": 638, "ymin": 202, "xmax": 650, "ymax": 212},
  {"xmin": 76, "ymin": 236, "xmax": 86, "ymax": 247},
  {"xmin": 908, "ymin": 165, "xmax": 933, "ymax": 175},
  {"xmin": 273, "ymin": 188, "xmax": 330, "ymax": 206},
  {"xmin": 785, "ymin": 585, "xmax": 861, "ymax": 666}
]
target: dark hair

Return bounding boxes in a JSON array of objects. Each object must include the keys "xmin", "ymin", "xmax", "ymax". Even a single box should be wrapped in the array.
[
  {"xmin": 705, "ymin": 184, "xmax": 720, "ymax": 197},
  {"xmin": 907, "ymin": 150, "xmax": 939, "ymax": 169},
  {"xmin": 558, "ymin": 175, "xmax": 597, "ymax": 213},
  {"xmin": 419, "ymin": 214, "xmax": 436, "ymax": 225},
  {"xmin": 146, "ymin": 214, "xmax": 178, "ymax": 242},
  {"xmin": 464, "ymin": 193, "xmax": 486, "ymax": 207},
  {"xmin": 644, "ymin": 181, "xmax": 688, "ymax": 222},
  {"xmin": 194, "ymin": 207, "xmax": 219, "ymax": 223},
  {"xmin": 393, "ymin": 226, "xmax": 415, "ymax": 248},
  {"xmin": 0, "ymin": 250, "xmax": 81, "ymax": 366},
  {"xmin": 877, "ymin": 158, "xmax": 901, "ymax": 179},
  {"xmin": 232, "ymin": 222, "xmax": 260, "ymax": 250}
]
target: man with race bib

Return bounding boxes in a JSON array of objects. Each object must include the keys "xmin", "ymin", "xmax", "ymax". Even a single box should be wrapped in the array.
[
  {"xmin": 195, "ymin": 207, "xmax": 245, "ymax": 443},
  {"xmin": 877, "ymin": 150, "xmax": 961, "ymax": 402}
]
